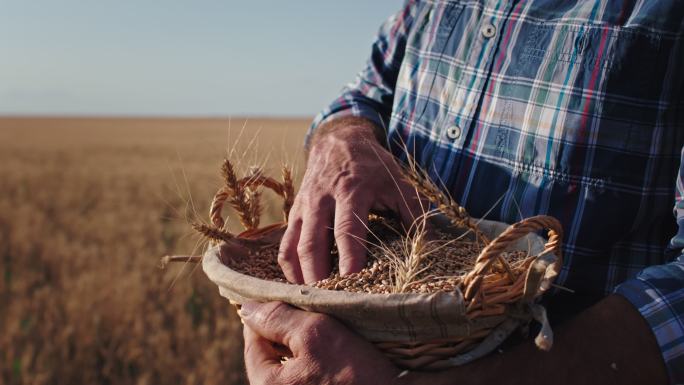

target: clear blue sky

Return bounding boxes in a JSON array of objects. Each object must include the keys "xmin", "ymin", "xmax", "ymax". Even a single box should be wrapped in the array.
[{"xmin": 0, "ymin": 0, "xmax": 402, "ymax": 117}]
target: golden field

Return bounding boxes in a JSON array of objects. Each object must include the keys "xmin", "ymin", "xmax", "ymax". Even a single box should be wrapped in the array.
[{"xmin": 0, "ymin": 117, "xmax": 310, "ymax": 385}]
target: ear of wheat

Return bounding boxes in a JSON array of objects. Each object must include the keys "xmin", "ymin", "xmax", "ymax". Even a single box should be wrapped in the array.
[
  {"xmin": 221, "ymin": 159, "xmax": 258, "ymax": 230},
  {"xmin": 191, "ymin": 159, "xmax": 295, "ymax": 246},
  {"xmin": 401, "ymin": 154, "xmax": 488, "ymax": 245},
  {"xmin": 281, "ymin": 165, "xmax": 295, "ymax": 221},
  {"xmin": 245, "ymin": 167, "xmax": 264, "ymax": 229},
  {"xmin": 389, "ymin": 213, "xmax": 434, "ymax": 293},
  {"xmin": 192, "ymin": 222, "xmax": 235, "ymax": 243}
]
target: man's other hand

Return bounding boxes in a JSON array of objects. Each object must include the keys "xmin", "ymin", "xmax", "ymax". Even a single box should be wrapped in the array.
[{"xmin": 241, "ymin": 301, "xmax": 402, "ymax": 385}]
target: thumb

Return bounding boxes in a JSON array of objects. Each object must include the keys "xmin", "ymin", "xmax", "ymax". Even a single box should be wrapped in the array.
[{"xmin": 241, "ymin": 301, "xmax": 322, "ymax": 353}]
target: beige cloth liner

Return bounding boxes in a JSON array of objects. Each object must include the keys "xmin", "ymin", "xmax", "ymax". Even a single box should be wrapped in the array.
[{"xmin": 203, "ymin": 218, "xmax": 557, "ymax": 366}]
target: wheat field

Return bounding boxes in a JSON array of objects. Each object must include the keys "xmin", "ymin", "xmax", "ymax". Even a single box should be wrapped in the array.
[{"xmin": 0, "ymin": 117, "xmax": 310, "ymax": 385}]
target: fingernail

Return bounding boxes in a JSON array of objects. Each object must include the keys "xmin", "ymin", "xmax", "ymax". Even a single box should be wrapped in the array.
[{"xmin": 240, "ymin": 301, "xmax": 258, "ymax": 318}]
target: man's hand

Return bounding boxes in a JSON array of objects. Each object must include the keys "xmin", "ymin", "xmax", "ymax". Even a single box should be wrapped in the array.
[
  {"xmin": 241, "ymin": 301, "xmax": 403, "ymax": 385},
  {"xmin": 278, "ymin": 117, "xmax": 423, "ymax": 283}
]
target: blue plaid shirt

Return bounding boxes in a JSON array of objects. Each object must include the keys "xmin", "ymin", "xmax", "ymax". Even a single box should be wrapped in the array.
[{"xmin": 311, "ymin": 0, "xmax": 684, "ymax": 381}]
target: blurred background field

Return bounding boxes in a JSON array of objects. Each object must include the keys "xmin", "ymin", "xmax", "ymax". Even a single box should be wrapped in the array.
[{"xmin": 0, "ymin": 117, "xmax": 309, "ymax": 385}]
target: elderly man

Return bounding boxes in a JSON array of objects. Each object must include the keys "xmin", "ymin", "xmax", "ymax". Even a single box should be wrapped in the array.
[{"xmin": 241, "ymin": 1, "xmax": 684, "ymax": 384}]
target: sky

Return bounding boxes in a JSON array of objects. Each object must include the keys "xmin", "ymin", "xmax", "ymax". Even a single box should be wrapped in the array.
[{"xmin": 0, "ymin": 0, "xmax": 402, "ymax": 117}]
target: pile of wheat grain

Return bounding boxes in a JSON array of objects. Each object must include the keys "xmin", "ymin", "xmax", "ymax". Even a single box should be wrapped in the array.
[{"xmin": 223, "ymin": 216, "xmax": 528, "ymax": 294}]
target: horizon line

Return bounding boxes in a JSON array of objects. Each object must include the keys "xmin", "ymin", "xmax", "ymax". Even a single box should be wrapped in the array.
[{"xmin": 0, "ymin": 113, "xmax": 315, "ymax": 121}]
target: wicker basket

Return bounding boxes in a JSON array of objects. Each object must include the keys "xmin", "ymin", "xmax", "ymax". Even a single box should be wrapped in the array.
[{"xmin": 202, "ymin": 215, "xmax": 562, "ymax": 370}]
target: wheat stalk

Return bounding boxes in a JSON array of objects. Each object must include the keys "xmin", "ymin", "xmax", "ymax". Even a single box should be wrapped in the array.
[
  {"xmin": 401, "ymin": 155, "xmax": 488, "ymax": 245},
  {"xmin": 159, "ymin": 255, "xmax": 202, "ymax": 268}
]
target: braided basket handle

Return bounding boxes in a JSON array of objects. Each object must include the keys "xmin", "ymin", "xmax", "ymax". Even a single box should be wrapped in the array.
[{"xmin": 463, "ymin": 215, "xmax": 563, "ymax": 301}]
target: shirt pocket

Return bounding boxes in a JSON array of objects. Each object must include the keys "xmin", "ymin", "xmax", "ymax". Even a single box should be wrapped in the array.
[
  {"xmin": 497, "ymin": 23, "xmax": 667, "ymax": 247},
  {"xmin": 501, "ymin": 22, "xmax": 662, "ymax": 186},
  {"xmin": 395, "ymin": 1, "xmax": 465, "ymax": 130}
]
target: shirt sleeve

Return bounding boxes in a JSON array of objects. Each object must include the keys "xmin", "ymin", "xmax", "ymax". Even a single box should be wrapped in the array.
[
  {"xmin": 615, "ymin": 146, "xmax": 684, "ymax": 383},
  {"xmin": 306, "ymin": 0, "xmax": 419, "ymax": 148}
]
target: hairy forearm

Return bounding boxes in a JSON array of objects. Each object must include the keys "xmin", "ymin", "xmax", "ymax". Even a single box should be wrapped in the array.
[
  {"xmin": 403, "ymin": 295, "xmax": 667, "ymax": 385},
  {"xmin": 306, "ymin": 116, "xmax": 386, "ymax": 157}
]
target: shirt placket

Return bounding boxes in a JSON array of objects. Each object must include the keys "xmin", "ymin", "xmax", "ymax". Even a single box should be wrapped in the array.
[
  {"xmin": 444, "ymin": 0, "xmax": 516, "ymax": 150},
  {"xmin": 436, "ymin": 0, "xmax": 516, "ymax": 192}
]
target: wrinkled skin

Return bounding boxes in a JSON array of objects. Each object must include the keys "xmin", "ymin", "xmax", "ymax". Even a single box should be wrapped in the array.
[
  {"xmin": 241, "ymin": 301, "xmax": 405, "ymax": 385},
  {"xmin": 277, "ymin": 118, "xmax": 423, "ymax": 284}
]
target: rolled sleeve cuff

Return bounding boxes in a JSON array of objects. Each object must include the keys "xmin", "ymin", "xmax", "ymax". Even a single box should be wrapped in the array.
[
  {"xmin": 615, "ymin": 276, "xmax": 684, "ymax": 383},
  {"xmin": 307, "ymin": 96, "xmax": 389, "ymax": 149}
]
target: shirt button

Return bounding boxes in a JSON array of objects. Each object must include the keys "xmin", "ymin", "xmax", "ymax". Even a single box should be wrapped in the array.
[
  {"xmin": 482, "ymin": 24, "xmax": 497, "ymax": 39},
  {"xmin": 446, "ymin": 125, "xmax": 462, "ymax": 140}
]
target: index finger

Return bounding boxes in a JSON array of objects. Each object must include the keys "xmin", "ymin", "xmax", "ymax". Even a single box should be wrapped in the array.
[
  {"xmin": 243, "ymin": 325, "xmax": 281, "ymax": 384},
  {"xmin": 297, "ymin": 197, "xmax": 334, "ymax": 283},
  {"xmin": 334, "ymin": 196, "xmax": 372, "ymax": 276},
  {"xmin": 278, "ymin": 214, "xmax": 304, "ymax": 284}
]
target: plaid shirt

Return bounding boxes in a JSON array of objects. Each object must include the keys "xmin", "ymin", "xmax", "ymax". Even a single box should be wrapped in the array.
[{"xmin": 311, "ymin": 0, "xmax": 684, "ymax": 381}]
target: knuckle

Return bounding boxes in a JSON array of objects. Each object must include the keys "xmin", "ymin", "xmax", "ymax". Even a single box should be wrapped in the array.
[
  {"xmin": 278, "ymin": 221, "xmax": 302, "ymax": 261},
  {"xmin": 296, "ymin": 239, "xmax": 319, "ymax": 261},
  {"xmin": 333, "ymin": 174, "xmax": 363, "ymax": 198},
  {"xmin": 334, "ymin": 217, "xmax": 363, "ymax": 235},
  {"xmin": 277, "ymin": 241, "xmax": 297, "ymax": 264},
  {"xmin": 297, "ymin": 184, "xmax": 332, "ymax": 208},
  {"xmin": 300, "ymin": 320, "xmax": 338, "ymax": 359},
  {"xmin": 301, "ymin": 313, "xmax": 331, "ymax": 337},
  {"xmin": 294, "ymin": 188, "xmax": 312, "ymax": 203},
  {"xmin": 263, "ymin": 370, "xmax": 284, "ymax": 385},
  {"xmin": 280, "ymin": 369, "xmax": 307, "ymax": 385},
  {"xmin": 277, "ymin": 253, "xmax": 296, "ymax": 278},
  {"xmin": 287, "ymin": 198, "xmax": 303, "ymax": 216},
  {"xmin": 277, "ymin": 250, "xmax": 294, "ymax": 265},
  {"xmin": 310, "ymin": 194, "xmax": 334, "ymax": 211},
  {"xmin": 257, "ymin": 302, "xmax": 289, "ymax": 327}
]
